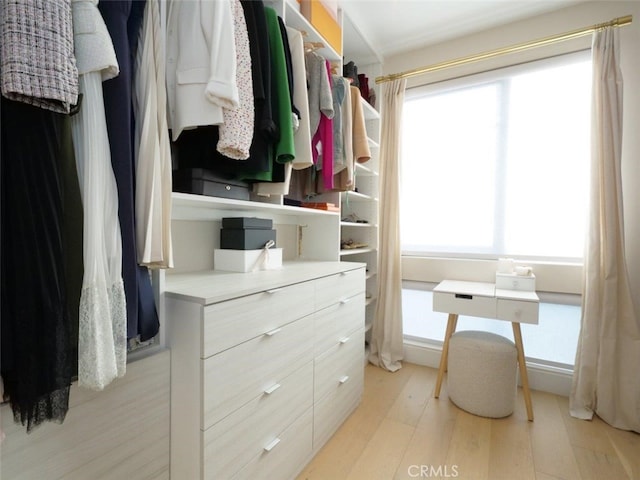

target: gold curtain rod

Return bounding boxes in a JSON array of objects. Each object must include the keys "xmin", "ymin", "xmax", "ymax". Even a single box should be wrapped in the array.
[{"xmin": 375, "ymin": 14, "xmax": 632, "ymax": 84}]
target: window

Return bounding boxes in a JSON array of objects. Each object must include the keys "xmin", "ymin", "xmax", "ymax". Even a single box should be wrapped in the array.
[{"xmin": 401, "ymin": 51, "xmax": 592, "ymax": 262}]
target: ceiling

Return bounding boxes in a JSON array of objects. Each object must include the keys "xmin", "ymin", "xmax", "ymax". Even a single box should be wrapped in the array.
[{"xmin": 340, "ymin": 0, "xmax": 583, "ymax": 64}]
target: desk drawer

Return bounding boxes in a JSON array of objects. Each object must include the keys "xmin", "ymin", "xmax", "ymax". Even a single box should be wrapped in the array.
[
  {"xmin": 497, "ymin": 299, "xmax": 539, "ymax": 325},
  {"xmin": 433, "ymin": 291, "xmax": 496, "ymax": 318},
  {"xmin": 203, "ymin": 316, "xmax": 314, "ymax": 428},
  {"xmin": 203, "ymin": 362, "xmax": 313, "ymax": 480},
  {"xmin": 203, "ymin": 281, "xmax": 314, "ymax": 357}
]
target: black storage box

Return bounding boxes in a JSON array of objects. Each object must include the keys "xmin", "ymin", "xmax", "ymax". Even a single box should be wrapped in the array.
[
  {"xmin": 221, "ymin": 217, "xmax": 273, "ymax": 230},
  {"xmin": 172, "ymin": 168, "xmax": 250, "ymax": 201},
  {"xmin": 220, "ymin": 228, "xmax": 276, "ymax": 250}
]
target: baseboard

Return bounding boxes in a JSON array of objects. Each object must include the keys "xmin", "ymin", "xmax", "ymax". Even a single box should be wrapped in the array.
[{"xmin": 403, "ymin": 338, "xmax": 573, "ymax": 397}]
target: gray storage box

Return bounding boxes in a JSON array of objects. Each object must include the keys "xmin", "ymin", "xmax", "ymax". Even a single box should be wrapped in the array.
[
  {"xmin": 220, "ymin": 228, "xmax": 276, "ymax": 250},
  {"xmin": 221, "ymin": 217, "xmax": 273, "ymax": 230}
]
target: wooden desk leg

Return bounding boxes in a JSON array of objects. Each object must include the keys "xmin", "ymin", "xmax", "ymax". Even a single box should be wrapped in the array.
[
  {"xmin": 512, "ymin": 322, "xmax": 534, "ymax": 421},
  {"xmin": 434, "ymin": 313, "xmax": 458, "ymax": 398}
]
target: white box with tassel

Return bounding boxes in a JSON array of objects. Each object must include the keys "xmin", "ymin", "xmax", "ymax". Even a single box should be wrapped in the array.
[{"xmin": 214, "ymin": 248, "xmax": 282, "ymax": 272}]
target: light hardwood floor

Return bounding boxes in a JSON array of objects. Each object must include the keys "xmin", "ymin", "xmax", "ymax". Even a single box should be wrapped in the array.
[{"xmin": 297, "ymin": 362, "xmax": 640, "ymax": 480}]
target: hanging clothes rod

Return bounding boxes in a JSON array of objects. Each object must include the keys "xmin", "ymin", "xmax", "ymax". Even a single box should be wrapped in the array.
[{"xmin": 375, "ymin": 14, "xmax": 632, "ymax": 84}]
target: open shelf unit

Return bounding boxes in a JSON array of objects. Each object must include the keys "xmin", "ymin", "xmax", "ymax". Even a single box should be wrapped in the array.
[{"xmin": 339, "ymin": 99, "xmax": 380, "ymax": 340}]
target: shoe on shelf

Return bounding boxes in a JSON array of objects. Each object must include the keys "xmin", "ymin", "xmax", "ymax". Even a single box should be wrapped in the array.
[
  {"xmin": 341, "ymin": 213, "xmax": 368, "ymax": 224},
  {"xmin": 340, "ymin": 238, "xmax": 369, "ymax": 250}
]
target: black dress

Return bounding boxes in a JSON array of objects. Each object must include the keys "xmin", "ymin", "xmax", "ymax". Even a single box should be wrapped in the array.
[
  {"xmin": 1, "ymin": 97, "xmax": 75, "ymax": 431},
  {"xmin": 98, "ymin": 0, "xmax": 159, "ymax": 341}
]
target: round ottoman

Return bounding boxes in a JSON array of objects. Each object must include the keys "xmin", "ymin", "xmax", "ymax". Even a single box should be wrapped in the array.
[{"xmin": 447, "ymin": 330, "xmax": 517, "ymax": 418}]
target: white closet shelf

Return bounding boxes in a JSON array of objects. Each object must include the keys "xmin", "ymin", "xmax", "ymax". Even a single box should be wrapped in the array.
[
  {"xmin": 283, "ymin": 0, "xmax": 341, "ymax": 62},
  {"xmin": 340, "ymin": 221, "xmax": 378, "ymax": 228},
  {"xmin": 354, "ymin": 163, "xmax": 378, "ymax": 176},
  {"xmin": 341, "ymin": 191, "xmax": 378, "ymax": 202},
  {"xmin": 340, "ymin": 247, "xmax": 375, "ymax": 256},
  {"xmin": 172, "ymin": 192, "xmax": 339, "ymax": 222},
  {"xmin": 367, "ymin": 137, "xmax": 380, "ymax": 149},
  {"xmin": 365, "ymin": 296, "xmax": 377, "ymax": 307},
  {"xmin": 361, "ymin": 100, "xmax": 379, "ymax": 120}
]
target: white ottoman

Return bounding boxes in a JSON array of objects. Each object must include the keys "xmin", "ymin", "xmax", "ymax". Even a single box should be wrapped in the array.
[{"xmin": 447, "ymin": 330, "xmax": 517, "ymax": 418}]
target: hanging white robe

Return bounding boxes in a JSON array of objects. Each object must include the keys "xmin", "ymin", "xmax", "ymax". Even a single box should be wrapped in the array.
[{"xmin": 134, "ymin": 0, "xmax": 174, "ymax": 269}]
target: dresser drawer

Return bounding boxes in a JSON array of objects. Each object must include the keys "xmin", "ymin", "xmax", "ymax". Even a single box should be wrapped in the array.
[
  {"xmin": 497, "ymin": 299, "xmax": 539, "ymax": 325},
  {"xmin": 433, "ymin": 291, "xmax": 496, "ymax": 318},
  {"xmin": 203, "ymin": 281, "xmax": 315, "ymax": 357},
  {"xmin": 314, "ymin": 328, "xmax": 364, "ymax": 403},
  {"xmin": 314, "ymin": 292, "xmax": 364, "ymax": 356},
  {"xmin": 315, "ymin": 268, "xmax": 365, "ymax": 311},
  {"xmin": 203, "ymin": 316, "xmax": 314, "ymax": 428},
  {"xmin": 313, "ymin": 357, "xmax": 363, "ymax": 448},
  {"xmin": 203, "ymin": 362, "xmax": 313, "ymax": 480},
  {"xmin": 230, "ymin": 409, "xmax": 313, "ymax": 480}
]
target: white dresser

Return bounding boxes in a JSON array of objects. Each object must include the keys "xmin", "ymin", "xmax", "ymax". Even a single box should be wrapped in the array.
[{"xmin": 165, "ymin": 262, "xmax": 365, "ymax": 480}]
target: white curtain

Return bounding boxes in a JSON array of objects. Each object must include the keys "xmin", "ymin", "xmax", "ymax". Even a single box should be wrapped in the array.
[
  {"xmin": 570, "ymin": 26, "xmax": 640, "ymax": 433},
  {"xmin": 369, "ymin": 78, "xmax": 406, "ymax": 372}
]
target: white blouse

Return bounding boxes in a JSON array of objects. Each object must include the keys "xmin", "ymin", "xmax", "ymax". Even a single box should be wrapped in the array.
[
  {"xmin": 70, "ymin": 0, "xmax": 126, "ymax": 390},
  {"xmin": 165, "ymin": 0, "xmax": 239, "ymax": 141}
]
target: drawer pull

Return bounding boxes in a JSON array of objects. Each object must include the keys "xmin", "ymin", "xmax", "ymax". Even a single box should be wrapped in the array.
[
  {"xmin": 263, "ymin": 438, "xmax": 281, "ymax": 452},
  {"xmin": 340, "ymin": 270, "xmax": 355, "ymax": 276},
  {"xmin": 339, "ymin": 375, "xmax": 350, "ymax": 384},
  {"xmin": 264, "ymin": 383, "xmax": 281, "ymax": 395},
  {"xmin": 265, "ymin": 327, "xmax": 282, "ymax": 337},
  {"xmin": 266, "ymin": 288, "xmax": 283, "ymax": 294},
  {"xmin": 340, "ymin": 298, "xmax": 351, "ymax": 305},
  {"xmin": 339, "ymin": 337, "xmax": 350, "ymax": 344},
  {"xmin": 455, "ymin": 293, "xmax": 473, "ymax": 300}
]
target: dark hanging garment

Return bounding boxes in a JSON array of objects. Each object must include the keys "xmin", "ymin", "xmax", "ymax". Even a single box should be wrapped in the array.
[
  {"xmin": 264, "ymin": 7, "xmax": 295, "ymax": 165},
  {"xmin": 1, "ymin": 0, "xmax": 81, "ymax": 432},
  {"xmin": 229, "ymin": 6, "xmax": 293, "ymax": 183},
  {"xmin": 277, "ymin": 16, "xmax": 299, "ymax": 121},
  {"xmin": 201, "ymin": 0, "xmax": 276, "ymax": 180},
  {"xmin": 98, "ymin": 0, "xmax": 159, "ymax": 341},
  {"xmin": 241, "ymin": 0, "xmax": 277, "ymax": 169},
  {"xmin": 1, "ymin": 97, "xmax": 74, "ymax": 432}
]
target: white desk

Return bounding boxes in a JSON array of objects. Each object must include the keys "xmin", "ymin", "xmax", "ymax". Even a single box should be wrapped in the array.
[{"xmin": 432, "ymin": 280, "xmax": 539, "ymax": 421}]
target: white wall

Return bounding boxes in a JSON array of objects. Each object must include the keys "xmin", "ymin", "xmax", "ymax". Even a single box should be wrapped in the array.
[{"xmin": 384, "ymin": 2, "xmax": 640, "ymax": 303}]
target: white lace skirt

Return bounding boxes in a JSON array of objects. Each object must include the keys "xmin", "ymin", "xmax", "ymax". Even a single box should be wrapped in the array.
[{"xmin": 71, "ymin": 72, "xmax": 127, "ymax": 390}]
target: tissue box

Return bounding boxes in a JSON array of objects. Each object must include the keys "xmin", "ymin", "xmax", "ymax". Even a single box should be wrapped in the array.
[
  {"xmin": 496, "ymin": 272, "xmax": 536, "ymax": 292},
  {"xmin": 214, "ymin": 248, "xmax": 282, "ymax": 272}
]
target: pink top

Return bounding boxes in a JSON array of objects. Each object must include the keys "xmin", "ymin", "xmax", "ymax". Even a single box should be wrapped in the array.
[{"xmin": 311, "ymin": 60, "xmax": 334, "ymax": 189}]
